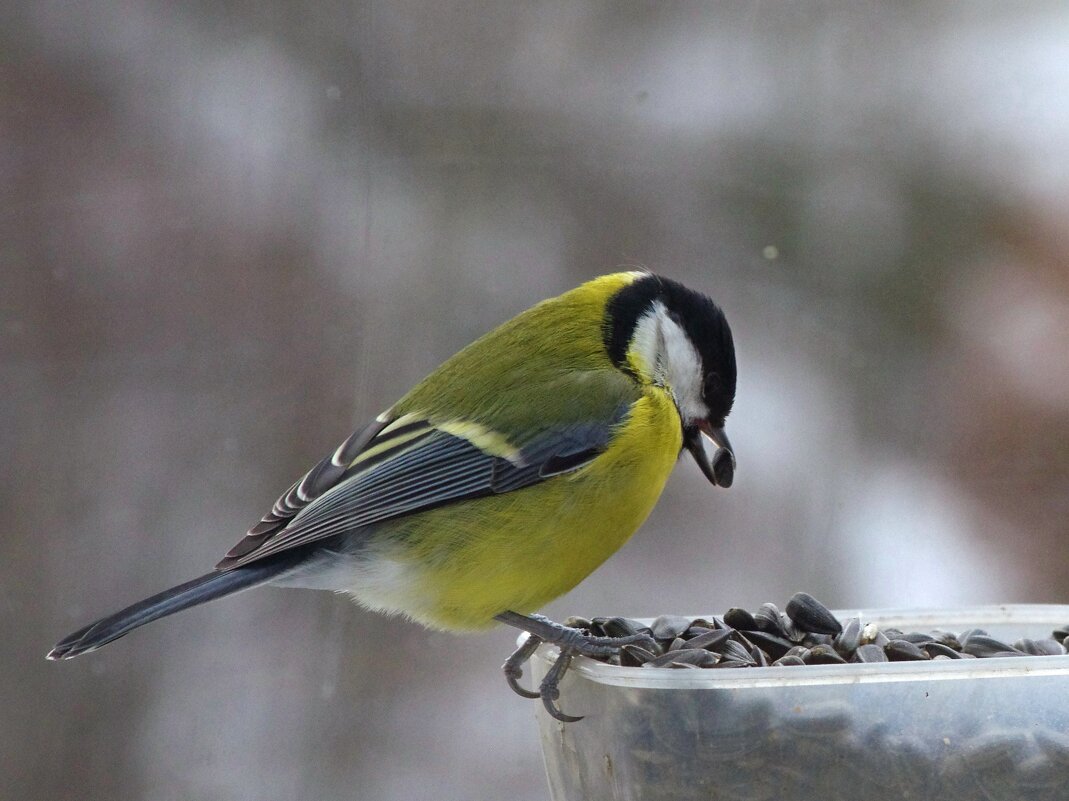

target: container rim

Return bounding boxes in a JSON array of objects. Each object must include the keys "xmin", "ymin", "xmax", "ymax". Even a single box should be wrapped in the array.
[{"xmin": 527, "ymin": 603, "xmax": 1069, "ymax": 690}]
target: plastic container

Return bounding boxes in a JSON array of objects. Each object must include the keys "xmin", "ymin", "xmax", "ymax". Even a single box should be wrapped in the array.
[{"xmin": 530, "ymin": 605, "xmax": 1069, "ymax": 801}]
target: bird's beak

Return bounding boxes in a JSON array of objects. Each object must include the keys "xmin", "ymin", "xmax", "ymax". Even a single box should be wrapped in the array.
[{"xmin": 684, "ymin": 421, "xmax": 735, "ymax": 488}]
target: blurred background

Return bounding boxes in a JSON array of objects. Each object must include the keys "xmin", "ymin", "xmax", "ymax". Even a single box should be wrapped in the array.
[{"xmin": 4, "ymin": 1, "xmax": 1069, "ymax": 799}]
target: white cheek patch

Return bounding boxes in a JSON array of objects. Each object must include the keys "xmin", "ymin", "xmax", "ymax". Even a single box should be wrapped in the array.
[
  {"xmin": 659, "ymin": 311, "xmax": 707, "ymax": 423},
  {"xmin": 630, "ymin": 302, "xmax": 709, "ymax": 423},
  {"xmin": 629, "ymin": 307, "xmax": 663, "ymax": 379}
]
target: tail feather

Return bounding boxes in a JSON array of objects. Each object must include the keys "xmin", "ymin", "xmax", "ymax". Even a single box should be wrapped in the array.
[{"xmin": 47, "ymin": 554, "xmax": 302, "ymax": 660}]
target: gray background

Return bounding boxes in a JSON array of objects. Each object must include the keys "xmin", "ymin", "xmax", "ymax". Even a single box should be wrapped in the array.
[{"xmin": 4, "ymin": 2, "xmax": 1069, "ymax": 799}]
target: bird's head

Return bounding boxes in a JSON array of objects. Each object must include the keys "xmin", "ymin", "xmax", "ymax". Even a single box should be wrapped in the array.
[{"xmin": 604, "ymin": 273, "xmax": 737, "ymax": 487}]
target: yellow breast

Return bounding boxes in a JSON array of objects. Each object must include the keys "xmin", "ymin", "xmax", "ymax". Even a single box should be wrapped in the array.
[{"xmin": 359, "ymin": 388, "xmax": 682, "ymax": 630}]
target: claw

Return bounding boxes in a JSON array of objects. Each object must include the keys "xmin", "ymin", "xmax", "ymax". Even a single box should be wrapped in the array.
[
  {"xmin": 502, "ymin": 634, "xmax": 543, "ymax": 699},
  {"xmin": 495, "ymin": 610, "xmax": 651, "ymax": 722},
  {"xmin": 540, "ymin": 649, "xmax": 583, "ymax": 723}
]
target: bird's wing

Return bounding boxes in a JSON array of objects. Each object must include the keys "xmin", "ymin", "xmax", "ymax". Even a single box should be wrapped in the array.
[{"xmin": 216, "ymin": 405, "xmax": 630, "ymax": 570}]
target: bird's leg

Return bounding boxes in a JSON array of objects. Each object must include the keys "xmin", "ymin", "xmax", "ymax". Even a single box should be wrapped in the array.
[
  {"xmin": 496, "ymin": 611, "xmax": 656, "ymax": 655},
  {"xmin": 495, "ymin": 611, "xmax": 656, "ymax": 722}
]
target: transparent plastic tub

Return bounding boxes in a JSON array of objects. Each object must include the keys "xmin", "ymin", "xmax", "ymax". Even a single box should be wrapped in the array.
[{"xmin": 530, "ymin": 605, "xmax": 1069, "ymax": 801}]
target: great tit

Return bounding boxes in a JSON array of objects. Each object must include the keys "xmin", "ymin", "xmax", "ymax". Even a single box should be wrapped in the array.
[{"xmin": 48, "ymin": 271, "xmax": 737, "ymax": 720}]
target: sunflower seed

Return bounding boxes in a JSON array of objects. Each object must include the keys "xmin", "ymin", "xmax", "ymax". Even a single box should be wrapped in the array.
[
  {"xmin": 885, "ymin": 639, "xmax": 929, "ymax": 661},
  {"xmin": 688, "ymin": 617, "xmax": 720, "ymax": 632},
  {"xmin": 854, "ymin": 643, "xmax": 888, "ymax": 663},
  {"xmin": 922, "ymin": 642, "xmax": 963, "ymax": 659},
  {"xmin": 592, "ymin": 616, "xmax": 650, "ymax": 639},
  {"xmin": 834, "ymin": 617, "xmax": 862, "ymax": 654},
  {"xmin": 786, "ymin": 592, "xmax": 843, "ymax": 636},
  {"xmin": 1014, "ymin": 637, "xmax": 1065, "ymax": 656},
  {"xmin": 804, "ymin": 644, "xmax": 846, "ymax": 665},
  {"xmin": 644, "ymin": 648, "xmax": 718, "ymax": 668},
  {"xmin": 929, "ymin": 629, "xmax": 962, "ymax": 650},
  {"xmin": 753, "ymin": 603, "xmax": 783, "ymax": 633},
  {"xmin": 742, "ymin": 630, "xmax": 794, "ymax": 661},
  {"xmin": 779, "ymin": 614, "xmax": 807, "ymax": 643},
  {"xmin": 620, "ymin": 644, "xmax": 659, "ymax": 666},
  {"xmin": 961, "ymin": 634, "xmax": 1025, "ymax": 658},
  {"xmin": 682, "ymin": 625, "xmax": 714, "ymax": 639},
  {"xmin": 723, "ymin": 607, "xmax": 758, "ymax": 631},
  {"xmin": 684, "ymin": 628, "xmax": 735, "ymax": 651},
  {"xmin": 651, "ymin": 615, "xmax": 694, "ymax": 642},
  {"xmin": 717, "ymin": 639, "xmax": 757, "ymax": 665}
]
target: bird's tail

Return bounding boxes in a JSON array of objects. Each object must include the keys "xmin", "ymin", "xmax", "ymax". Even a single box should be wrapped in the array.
[{"xmin": 47, "ymin": 553, "xmax": 303, "ymax": 660}]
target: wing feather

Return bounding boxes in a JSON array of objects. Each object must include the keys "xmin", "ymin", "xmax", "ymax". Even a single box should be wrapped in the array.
[{"xmin": 216, "ymin": 405, "xmax": 629, "ymax": 570}]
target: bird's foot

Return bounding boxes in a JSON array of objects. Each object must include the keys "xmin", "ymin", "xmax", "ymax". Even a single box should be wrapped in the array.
[{"xmin": 495, "ymin": 611, "xmax": 655, "ymax": 722}]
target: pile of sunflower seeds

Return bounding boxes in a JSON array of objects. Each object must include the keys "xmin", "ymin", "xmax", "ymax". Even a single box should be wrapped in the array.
[
  {"xmin": 567, "ymin": 592, "xmax": 1069, "ymax": 669},
  {"xmin": 543, "ymin": 689, "xmax": 1069, "ymax": 801},
  {"xmin": 539, "ymin": 594, "xmax": 1069, "ymax": 801}
]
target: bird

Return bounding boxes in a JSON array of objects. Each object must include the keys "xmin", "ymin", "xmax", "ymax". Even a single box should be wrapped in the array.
[{"xmin": 48, "ymin": 271, "xmax": 737, "ymax": 721}]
